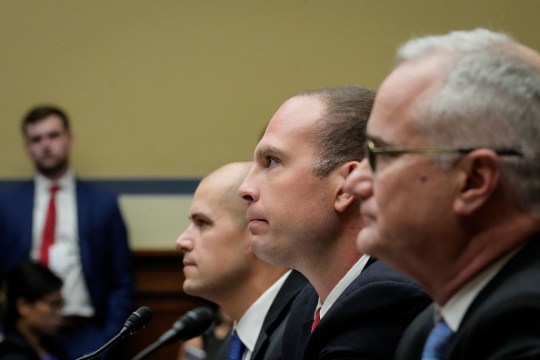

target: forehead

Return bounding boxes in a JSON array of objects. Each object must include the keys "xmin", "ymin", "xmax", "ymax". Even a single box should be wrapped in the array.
[
  {"xmin": 26, "ymin": 115, "xmax": 65, "ymax": 133},
  {"xmin": 256, "ymin": 95, "xmax": 325, "ymax": 155},
  {"xmin": 192, "ymin": 178, "xmax": 224, "ymax": 211},
  {"xmin": 367, "ymin": 55, "xmax": 448, "ymax": 144},
  {"xmin": 191, "ymin": 176, "xmax": 240, "ymax": 219}
]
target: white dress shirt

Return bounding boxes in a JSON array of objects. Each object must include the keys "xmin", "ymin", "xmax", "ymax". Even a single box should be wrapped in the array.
[
  {"xmin": 437, "ymin": 246, "xmax": 522, "ymax": 331},
  {"xmin": 31, "ymin": 171, "xmax": 94, "ymax": 317},
  {"xmin": 234, "ymin": 270, "xmax": 292, "ymax": 360},
  {"xmin": 314, "ymin": 254, "xmax": 370, "ymax": 320}
]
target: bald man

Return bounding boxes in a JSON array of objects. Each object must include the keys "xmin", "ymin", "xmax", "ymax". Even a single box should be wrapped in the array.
[{"xmin": 176, "ymin": 162, "xmax": 307, "ymax": 360}]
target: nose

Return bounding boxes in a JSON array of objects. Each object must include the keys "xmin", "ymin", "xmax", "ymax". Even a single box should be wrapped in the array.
[
  {"xmin": 238, "ymin": 168, "xmax": 259, "ymax": 203},
  {"xmin": 39, "ymin": 133, "xmax": 57, "ymax": 147},
  {"xmin": 175, "ymin": 227, "xmax": 194, "ymax": 253},
  {"xmin": 344, "ymin": 159, "xmax": 374, "ymax": 200}
]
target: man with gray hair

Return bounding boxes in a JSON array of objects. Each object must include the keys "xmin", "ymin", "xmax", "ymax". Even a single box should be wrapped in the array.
[{"xmin": 345, "ymin": 28, "xmax": 540, "ymax": 358}]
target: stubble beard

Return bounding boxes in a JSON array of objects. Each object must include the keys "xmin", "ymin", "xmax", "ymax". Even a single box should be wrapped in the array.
[{"xmin": 35, "ymin": 156, "xmax": 69, "ymax": 179}]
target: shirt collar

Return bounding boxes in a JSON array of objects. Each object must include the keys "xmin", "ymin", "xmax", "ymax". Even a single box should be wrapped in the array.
[
  {"xmin": 316, "ymin": 255, "xmax": 370, "ymax": 319},
  {"xmin": 235, "ymin": 270, "xmax": 291, "ymax": 353},
  {"xmin": 438, "ymin": 246, "xmax": 522, "ymax": 331},
  {"xmin": 35, "ymin": 170, "xmax": 75, "ymax": 191}
]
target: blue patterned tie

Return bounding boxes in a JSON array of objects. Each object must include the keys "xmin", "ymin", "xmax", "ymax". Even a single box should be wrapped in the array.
[
  {"xmin": 228, "ymin": 330, "xmax": 246, "ymax": 360},
  {"xmin": 421, "ymin": 318, "xmax": 454, "ymax": 360}
]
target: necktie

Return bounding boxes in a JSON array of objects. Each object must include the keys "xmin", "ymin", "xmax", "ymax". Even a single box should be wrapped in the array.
[
  {"xmin": 421, "ymin": 318, "xmax": 454, "ymax": 360},
  {"xmin": 311, "ymin": 308, "xmax": 321, "ymax": 332},
  {"xmin": 40, "ymin": 184, "xmax": 60, "ymax": 266},
  {"xmin": 228, "ymin": 330, "xmax": 245, "ymax": 360}
]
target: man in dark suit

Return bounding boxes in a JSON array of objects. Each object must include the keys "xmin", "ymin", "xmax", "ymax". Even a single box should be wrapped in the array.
[
  {"xmin": 345, "ymin": 28, "xmax": 540, "ymax": 358},
  {"xmin": 0, "ymin": 105, "xmax": 135, "ymax": 359},
  {"xmin": 176, "ymin": 162, "xmax": 307, "ymax": 360},
  {"xmin": 239, "ymin": 86, "xmax": 430, "ymax": 359}
]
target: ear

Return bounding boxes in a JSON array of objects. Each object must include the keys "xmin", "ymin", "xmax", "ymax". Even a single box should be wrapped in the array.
[
  {"xmin": 334, "ymin": 161, "xmax": 360, "ymax": 212},
  {"xmin": 16, "ymin": 298, "xmax": 33, "ymax": 317},
  {"xmin": 23, "ymin": 136, "xmax": 32, "ymax": 156},
  {"xmin": 454, "ymin": 150, "xmax": 500, "ymax": 215},
  {"xmin": 66, "ymin": 131, "xmax": 75, "ymax": 149}
]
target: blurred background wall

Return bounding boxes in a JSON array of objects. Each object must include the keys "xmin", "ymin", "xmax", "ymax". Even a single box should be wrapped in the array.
[{"xmin": 1, "ymin": 0, "xmax": 539, "ymax": 250}]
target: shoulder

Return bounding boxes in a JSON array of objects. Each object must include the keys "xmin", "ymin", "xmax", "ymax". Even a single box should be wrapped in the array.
[
  {"xmin": 451, "ymin": 264, "xmax": 540, "ymax": 358},
  {"xmin": 0, "ymin": 181, "xmax": 33, "ymax": 198},
  {"xmin": 0, "ymin": 181, "xmax": 34, "ymax": 214},
  {"xmin": 76, "ymin": 179, "xmax": 118, "ymax": 198},
  {"xmin": 346, "ymin": 258, "xmax": 426, "ymax": 296},
  {"xmin": 329, "ymin": 258, "xmax": 430, "ymax": 318},
  {"xmin": 0, "ymin": 331, "xmax": 37, "ymax": 360},
  {"xmin": 465, "ymin": 240, "xmax": 540, "ymax": 321},
  {"xmin": 75, "ymin": 180, "xmax": 121, "ymax": 208}
]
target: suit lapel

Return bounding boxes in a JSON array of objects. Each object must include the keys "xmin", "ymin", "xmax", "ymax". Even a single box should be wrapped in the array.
[
  {"xmin": 21, "ymin": 182, "xmax": 35, "ymax": 252},
  {"xmin": 216, "ymin": 331, "xmax": 233, "ymax": 360},
  {"xmin": 75, "ymin": 180, "xmax": 92, "ymax": 275},
  {"xmin": 251, "ymin": 271, "xmax": 308, "ymax": 360}
]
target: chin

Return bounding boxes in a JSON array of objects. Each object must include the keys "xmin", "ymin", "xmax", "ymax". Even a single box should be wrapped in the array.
[
  {"xmin": 252, "ymin": 244, "xmax": 275, "ymax": 263},
  {"xmin": 182, "ymin": 282, "xmax": 199, "ymax": 296},
  {"xmin": 356, "ymin": 230, "xmax": 380, "ymax": 255},
  {"xmin": 255, "ymin": 246, "xmax": 288, "ymax": 268}
]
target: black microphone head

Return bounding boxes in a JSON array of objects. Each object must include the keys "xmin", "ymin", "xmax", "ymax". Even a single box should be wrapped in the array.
[
  {"xmin": 160, "ymin": 307, "xmax": 214, "ymax": 346},
  {"xmin": 122, "ymin": 306, "xmax": 153, "ymax": 336}
]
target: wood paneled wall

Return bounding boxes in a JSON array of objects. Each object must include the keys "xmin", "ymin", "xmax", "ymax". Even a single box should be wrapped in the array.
[{"xmin": 117, "ymin": 250, "xmax": 210, "ymax": 360}]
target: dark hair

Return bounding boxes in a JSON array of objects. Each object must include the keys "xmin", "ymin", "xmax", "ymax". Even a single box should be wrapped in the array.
[
  {"xmin": 21, "ymin": 105, "xmax": 71, "ymax": 137},
  {"xmin": 2, "ymin": 260, "xmax": 63, "ymax": 329},
  {"xmin": 293, "ymin": 86, "xmax": 376, "ymax": 177}
]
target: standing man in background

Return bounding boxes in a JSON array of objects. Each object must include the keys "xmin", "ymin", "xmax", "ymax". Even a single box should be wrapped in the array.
[
  {"xmin": 345, "ymin": 28, "xmax": 540, "ymax": 358},
  {"xmin": 0, "ymin": 105, "xmax": 135, "ymax": 359},
  {"xmin": 176, "ymin": 161, "xmax": 307, "ymax": 360},
  {"xmin": 239, "ymin": 86, "xmax": 430, "ymax": 359}
]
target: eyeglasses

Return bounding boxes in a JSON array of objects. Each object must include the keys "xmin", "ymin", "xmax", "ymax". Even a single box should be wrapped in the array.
[{"xmin": 364, "ymin": 139, "xmax": 523, "ymax": 171}]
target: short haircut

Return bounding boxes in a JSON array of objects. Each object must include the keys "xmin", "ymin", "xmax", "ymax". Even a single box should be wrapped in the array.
[
  {"xmin": 292, "ymin": 86, "xmax": 376, "ymax": 177},
  {"xmin": 395, "ymin": 28, "xmax": 540, "ymax": 216},
  {"xmin": 21, "ymin": 105, "xmax": 71, "ymax": 137}
]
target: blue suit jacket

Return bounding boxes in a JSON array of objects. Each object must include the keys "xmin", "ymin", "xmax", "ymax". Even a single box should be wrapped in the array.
[
  {"xmin": 396, "ymin": 236, "xmax": 540, "ymax": 359},
  {"xmin": 282, "ymin": 258, "xmax": 430, "ymax": 360},
  {"xmin": 0, "ymin": 180, "xmax": 135, "ymax": 347}
]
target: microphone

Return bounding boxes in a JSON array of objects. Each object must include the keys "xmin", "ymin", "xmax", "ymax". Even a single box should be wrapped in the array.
[
  {"xmin": 120, "ymin": 305, "xmax": 154, "ymax": 336},
  {"xmin": 132, "ymin": 307, "xmax": 214, "ymax": 360},
  {"xmin": 75, "ymin": 306, "xmax": 153, "ymax": 360}
]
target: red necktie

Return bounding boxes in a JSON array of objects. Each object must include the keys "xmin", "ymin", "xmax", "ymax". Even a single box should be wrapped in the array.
[
  {"xmin": 40, "ymin": 184, "xmax": 59, "ymax": 266},
  {"xmin": 311, "ymin": 308, "xmax": 321, "ymax": 332}
]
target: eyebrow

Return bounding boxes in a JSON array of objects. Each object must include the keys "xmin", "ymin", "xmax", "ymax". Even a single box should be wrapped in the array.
[
  {"xmin": 255, "ymin": 144, "xmax": 286, "ymax": 160},
  {"xmin": 189, "ymin": 212, "xmax": 205, "ymax": 221},
  {"xmin": 28, "ymin": 129, "xmax": 62, "ymax": 140},
  {"xmin": 366, "ymin": 135, "xmax": 391, "ymax": 147}
]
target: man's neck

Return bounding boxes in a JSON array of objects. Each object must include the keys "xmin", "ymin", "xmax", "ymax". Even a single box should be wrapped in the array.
[{"xmin": 39, "ymin": 166, "xmax": 70, "ymax": 181}]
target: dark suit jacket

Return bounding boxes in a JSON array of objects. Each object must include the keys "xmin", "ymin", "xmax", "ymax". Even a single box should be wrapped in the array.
[
  {"xmin": 282, "ymin": 258, "xmax": 430, "ymax": 360},
  {"xmin": 396, "ymin": 236, "xmax": 540, "ymax": 360},
  {"xmin": 217, "ymin": 270, "xmax": 308, "ymax": 360},
  {"xmin": 0, "ymin": 180, "xmax": 135, "ymax": 356},
  {"xmin": 0, "ymin": 327, "xmax": 69, "ymax": 360}
]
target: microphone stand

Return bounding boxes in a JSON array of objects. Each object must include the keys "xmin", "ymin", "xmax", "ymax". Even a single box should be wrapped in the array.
[
  {"xmin": 131, "ymin": 307, "xmax": 214, "ymax": 360},
  {"xmin": 131, "ymin": 341, "xmax": 161, "ymax": 360},
  {"xmin": 75, "ymin": 332, "xmax": 125, "ymax": 360},
  {"xmin": 75, "ymin": 306, "xmax": 153, "ymax": 360}
]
